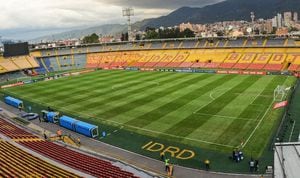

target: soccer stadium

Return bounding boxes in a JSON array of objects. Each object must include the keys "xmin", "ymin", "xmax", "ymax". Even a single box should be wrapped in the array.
[{"xmin": 0, "ymin": 36, "xmax": 299, "ymax": 178}]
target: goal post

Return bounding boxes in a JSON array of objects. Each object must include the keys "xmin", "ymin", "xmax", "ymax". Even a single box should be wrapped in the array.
[{"xmin": 273, "ymin": 85, "xmax": 289, "ymax": 102}]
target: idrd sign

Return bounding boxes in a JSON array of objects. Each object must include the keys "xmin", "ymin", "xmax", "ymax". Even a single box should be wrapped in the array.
[{"xmin": 142, "ymin": 141, "xmax": 195, "ymax": 160}]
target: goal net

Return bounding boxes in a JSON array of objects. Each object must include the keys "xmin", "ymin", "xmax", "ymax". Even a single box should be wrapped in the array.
[{"xmin": 273, "ymin": 85, "xmax": 289, "ymax": 102}]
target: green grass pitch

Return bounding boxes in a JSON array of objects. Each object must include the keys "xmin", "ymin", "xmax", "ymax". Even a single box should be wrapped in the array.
[{"xmin": 2, "ymin": 70, "xmax": 296, "ymax": 157}]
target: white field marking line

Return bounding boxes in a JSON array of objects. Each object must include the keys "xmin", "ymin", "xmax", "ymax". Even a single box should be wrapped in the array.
[
  {"xmin": 250, "ymin": 104, "xmax": 265, "ymax": 107},
  {"xmin": 193, "ymin": 112, "xmax": 257, "ymax": 122},
  {"xmin": 241, "ymin": 100, "xmax": 274, "ymax": 149},
  {"xmin": 111, "ymin": 81, "xmax": 159, "ymax": 90},
  {"xmin": 194, "ymin": 89, "xmax": 230, "ymax": 114},
  {"xmin": 7, "ymin": 91, "xmax": 235, "ymax": 148},
  {"xmin": 289, "ymin": 121, "xmax": 296, "ymax": 142},
  {"xmin": 250, "ymin": 93, "xmax": 264, "ymax": 105},
  {"xmin": 209, "ymin": 88, "xmax": 231, "ymax": 100}
]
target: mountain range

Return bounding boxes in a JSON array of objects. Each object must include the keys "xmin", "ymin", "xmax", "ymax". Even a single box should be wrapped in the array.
[
  {"xmin": 34, "ymin": 0, "xmax": 300, "ymax": 41},
  {"xmin": 142, "ymin": 0, "xmax": 300, "ymax": 29}
]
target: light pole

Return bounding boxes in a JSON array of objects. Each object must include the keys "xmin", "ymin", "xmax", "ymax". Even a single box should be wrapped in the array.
[
  {"xmin": 122, "ymin": 7, "xmax": 134, "ymax": 41},
  {"xmin": 250, "ymin": 12, "xmax": 255, "ymax": 35}
]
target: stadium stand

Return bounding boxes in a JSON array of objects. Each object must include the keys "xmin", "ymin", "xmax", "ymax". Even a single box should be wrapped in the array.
[
  {"xmin": 244, "ymin": 38, "xmax": 264, "ymax": 47},
  {"xmin": 0, "ymin": 140, "xmax": 79, "ymax": 177},
  {"xmin": 104, "ymin": 44, "xmax": 121, "ymax": 51},
  {"xmin": 233, "ymin": 53, "xmax": 257, "ymax": 69},
  {"xmin": 182, "ymin": 40, "xmax": 197, "ymax": 48},
  {"xmin": 88, "ymin": 46, "xmax": 102, "ymax": 53},
  {"xmin": 131, "ymin": 42, "xmax": 146, "ymax": 50},
  {"xmin": 217, "ymin": 40, "xmax": 226, "ymax": 48},
  {"xmin": 164, "ymin": 41, "xmax": 182, "ymax": 49},
  {"xmin": 34, "ymin": 58, "xmax": 49, "ymax": 74},
  {"xmin": 184, "ymin": 51, "xmax": 203, "ymax": 68},
  {"xmin": 0, "ymin": 118, "xmax": 39, "ymax": 139},
  {"xmin": 0, "ymin": 118, "xmax": 138, "ymax": 178},
  {"xmin": 226, "ymin": 39, "xmax": 245, "ymax": 47},
  {"xmin": 41, "ymin": 49, "xmax": 56, "ymax": 57},
  {"xmin": 150, "ymin": 42, "xmax": 163, "ymax": 49},
  {"xmin": 202, "ymin": 49, "xmax": 226, "ymax": 68},
  {"xmin": 48, "ymin": 57, "xmax": 61, "ymax": 71},
  {"xmin": 129, "ymin": 52, "xmax": 150, "ymax": 67},
  {"xmin": 143, "ymin": 51, "xmax": 166, "ymax": 67},
  {"xmin": 11, "ymin": 56, "xmax": 34, "ymax": 69},
  {"xmin": 247, "ymin": 53, "xmax": 272, "ymax": 70},
  {"xmin": 154, "ymin": 50, "xmax": 178, "ymax": 67},
  {"xmin": 119, "ymin": 43, "xmax": 134, "ymax": 51},
  {"xmin": 0, "ymin": 65, "xmax": 7, "ymax": 74},
  {"xmin": 0, "ymin": 55, "xmax": 39, "ymax": 74},
  {"xmin": 86, "ymin": 53, "xmax": 100, "ymax": 68},
  {"xmin": 3, "ymin": 37, "xmax": 299, "ymax": 74},
  {"xmin": 109, "ymin": 52, "xmax": 126, "ymax": 68},
  {"xmin": 34, "ymin": 45, "xmax": 300, "ymax": 72},
  {"xmin": 72, "ymin": 47, "xmax": 88, "ymax": 54},
  {"xmin": 20, "ymin": 141, "xmax": 138, "ymax": 178},
  {"xmin": 74, "ymin": 54, "xmax": 87, "ymax": 69},
  {"xmin": 264, "ymin": 54, "xmax": 287, "ymax": 71},
  {"xmin": 165, "ymin": 51, "xmax": 190, "ymax": 68},
  {"xmin": 0, "ymin": 59, "xmax": 19, "ymax": 72},
  {"xmin": 287, "ymin": 53, "xmax": 300, "ymax": 71},
  {"xmin": 25, "ymin": 56, "xmax": 39, "ymax": 68},
  {"xmin": 58, "ymin": 55, "xmax": 75, "ymax": 71},
  {"xmin": 266, "ymin": 38, "xmax": 285, "ymax": 46},
  {"xmin": 57, "ymin": 48, "xmax": 72, "ymax": 55},
  {"xmin": 219, "ymin": 53, "xmax": 242, "ymax": 69}
]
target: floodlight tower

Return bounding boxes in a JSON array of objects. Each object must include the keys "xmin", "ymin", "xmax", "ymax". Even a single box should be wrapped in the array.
[
  {"xmin": 250, "ymin": 12, "xmax": 255, "ymax": 23},
  {"xmin": 250, "ymin": 12, "xmax": 255, "ymax": 35},
  {"xmin": 123, "ymin": 7, "xmax": 134, "ymax": 41}
]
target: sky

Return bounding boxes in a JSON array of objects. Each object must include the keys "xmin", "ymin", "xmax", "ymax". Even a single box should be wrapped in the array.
[{"xmin": 0, "ymin": 0, "xmax": 224, "ymax": 40}]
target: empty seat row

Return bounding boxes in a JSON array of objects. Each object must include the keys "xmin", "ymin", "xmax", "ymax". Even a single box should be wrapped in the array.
[{"xmin": 0, "ymin": 140, "xmax": 78, "ymax": 177}]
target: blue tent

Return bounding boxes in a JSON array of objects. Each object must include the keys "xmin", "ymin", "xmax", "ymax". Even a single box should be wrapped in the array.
[
  {"xmin": 5, "ymin": 96, "xmax": 23, "ymax": 109},
  {"xmin": 75, "ymin": 121, "xmax": 98, "ymax": 138},
  {"xmin": 59, "ymin": 115, "xmax": 78, "ymax": 131}
]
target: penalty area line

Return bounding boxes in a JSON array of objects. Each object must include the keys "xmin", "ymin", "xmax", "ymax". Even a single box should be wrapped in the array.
[{"xmin": 241, "ymin": 101, "xmax": 274, "ymax": 149}]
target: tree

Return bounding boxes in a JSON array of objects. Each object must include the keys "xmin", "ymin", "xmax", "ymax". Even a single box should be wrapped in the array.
[
  {"xmin": 144, "ymin": 28, "xmax": 159, "ymax": 39},
  {"xmin": 82, "ymin": 33, "xmax": 99, "ymax": 44},
  {"xmin": 182, "ymin": 28, "xmax": 195, "ymax": 38},
  {"xmin": 121, "ymin": 33, "xmax": 129, "ymax": 41},
  {"xmin": 216, "ymin": 31, "xmax": 225, "ymax": 37},
  {"xmin": 135, "ymin": 34, "xmax": 141, "ymax": 41}
]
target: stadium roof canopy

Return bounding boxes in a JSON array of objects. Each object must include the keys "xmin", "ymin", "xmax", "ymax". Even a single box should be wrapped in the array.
[{"xmin": 274, "ymin": 142, "xmax": 300, "ymax": 178}]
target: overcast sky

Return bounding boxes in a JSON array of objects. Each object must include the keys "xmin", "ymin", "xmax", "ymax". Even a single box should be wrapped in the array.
[
  {"xmin": 0, "ymin": 0, "xmax": 224, "ymax": 40},
  {"xmin": 0, "ymin": 0, "xmax": 225, "ymax": 30}
]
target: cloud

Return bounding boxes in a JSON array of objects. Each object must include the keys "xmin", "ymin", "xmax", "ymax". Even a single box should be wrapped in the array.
[
  {"xmin": 0, "ymin": 0, "xmax": 224, "ymax": 37},
  {"xmin": 99, "ymin": 0, "xmax": 225, "ymax": 9},
  {"xmin": 0, "ymin": 0, "xmax": 124, "ymax": 30}
]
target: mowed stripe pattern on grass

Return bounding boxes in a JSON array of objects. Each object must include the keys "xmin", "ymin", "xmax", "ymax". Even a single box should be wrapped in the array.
[{"xmin": 4, "ymin": 71, "xmax": 290, "ymax": 154}]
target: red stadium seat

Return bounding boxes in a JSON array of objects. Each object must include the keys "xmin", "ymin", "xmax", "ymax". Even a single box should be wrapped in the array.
[
  {"xmin": 264, "ymin": 64, "xmax": 283, "ymax": 71},
  {"xmin": 247, "ymin": 63, "xmax": 266, "ymax": 70},
  {"xmin": 233, "ymin": 63, "xmax": 250, "ymax": 69}
]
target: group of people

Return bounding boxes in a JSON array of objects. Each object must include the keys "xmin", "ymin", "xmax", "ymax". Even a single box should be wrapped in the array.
[{"xmin": 232, "ymin": 149, "xmax": 244, "ymax": 162}]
